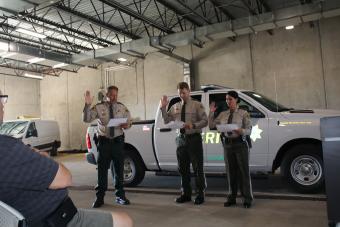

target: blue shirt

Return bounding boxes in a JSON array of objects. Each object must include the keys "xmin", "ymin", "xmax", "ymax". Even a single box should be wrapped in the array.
[{"xmin": 0, "ymin": 135, "xmax": 67, "ymax": 225}]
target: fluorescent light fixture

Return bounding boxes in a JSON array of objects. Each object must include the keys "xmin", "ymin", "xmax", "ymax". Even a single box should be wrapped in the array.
[
  {"xmin": 0, "ymin": 42, "xmax": 8, "ymax": 51},
  {"xmin": 285, "ymin": 25, "xmax": 294, "ymax": 30},
  {"xmin": 117, "ymin": 57, "xmax": 127, "ymax": 62},
  {"xmin": 53, "ymin": 63, "xmax": 68, "ymax": 68},
  {"xmin": 16, "ymin": 28, "xmax": 47, "ymax": 39},
  {"xmin": 0, "ymin": 52, "xmax": 16, "ymax": 58},
  {"xmin": 24, "ymin": 73, "xmax": 43, "ymax": 80},
  {"xmin": 28, "ymin": 57, "xmax": 46, "ymax": 64}
]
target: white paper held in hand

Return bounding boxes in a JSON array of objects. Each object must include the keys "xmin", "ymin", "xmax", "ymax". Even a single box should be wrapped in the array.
[
  {"xmin": 107, "ymin": 118, "xmax": 128, "ymax": 127},
  {"xmin": 216, "ymin": 124, "xmax": 238, "ymax": 133},
  {"xmin": 165, "ymin": 120, "xmax": 185, "ymax": 129}
]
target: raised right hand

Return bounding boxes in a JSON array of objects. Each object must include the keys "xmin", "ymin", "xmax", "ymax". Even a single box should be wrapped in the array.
[
  {"xmin": 160, "ymin": 95, "xmax": 169, "ymax": 108},
  {"xmin": 84, "ymin": 90, "xmax": 93, "ymax": 105},
  {"xmin": 209, "ymin": 101, "xmax": 217, "ymax": 112}
]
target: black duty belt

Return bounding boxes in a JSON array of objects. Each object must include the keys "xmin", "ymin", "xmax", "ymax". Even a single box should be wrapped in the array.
[
  {"xmin": 181, "ymin": 133, "xmax": 201, "ymax": 138},
  {"xmin": 221, "ymin": 134, "xmax": 244, "ymax": 144},
  {"xmin": 99, "ymin": 135, "xmax": 124, "ymax": 142}
]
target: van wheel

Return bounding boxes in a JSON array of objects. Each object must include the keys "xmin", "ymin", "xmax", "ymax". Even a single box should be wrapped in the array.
[
  {"xmin": 123, "ymin": 149, "xmax": 145, "ymax": 187},
  {"xmin": 281, "ymin": 144, "xmax": 324, "ymax": 193},
  {"xmin": 50, "ymin": 143, "xmax": 58, "ymax": 156}
]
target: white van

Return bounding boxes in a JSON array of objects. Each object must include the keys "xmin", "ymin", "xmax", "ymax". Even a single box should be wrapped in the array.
[{"xmin": 0, "ymin": 119, "xmax": 61, "ymax": 156}]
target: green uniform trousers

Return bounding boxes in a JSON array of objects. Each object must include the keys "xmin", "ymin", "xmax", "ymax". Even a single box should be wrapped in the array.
[
  {"xmin": 96, "ymin": 135, "xmax": 125, "ymax": 198},
  {"xmin": 223, "ymin": 141, "xmax": 253, "ymax": 204},
  {"xmin": 176, "ymin": 133, "xmax": 206, "ymax": 196}
]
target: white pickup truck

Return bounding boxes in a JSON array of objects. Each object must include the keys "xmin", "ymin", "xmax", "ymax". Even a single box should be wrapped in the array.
[{"xmin": 85, "ymin": 85, "xmax": 340, "ymax": 193}]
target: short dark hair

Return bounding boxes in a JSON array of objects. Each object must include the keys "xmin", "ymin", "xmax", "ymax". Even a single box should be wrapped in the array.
[
  {"xmin": 227, "ymin": 90, "xmax": 240, "ymax": 103},
  {"xmin": 177, "ymin": 82, "xmax": 190, "ymax": 90},
  {"xmin": 107, "ymin": 86, "xmax": 118, "ymax": 92}
]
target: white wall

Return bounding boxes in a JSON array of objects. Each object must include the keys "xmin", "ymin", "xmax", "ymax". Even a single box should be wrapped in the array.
[
  {"xmin": 0, "ymin": 71, "xmax": 40, "ymax": 121},
  {"xmin": 40, "ymin": 67, "xmax": 102, "ymax": 150}
]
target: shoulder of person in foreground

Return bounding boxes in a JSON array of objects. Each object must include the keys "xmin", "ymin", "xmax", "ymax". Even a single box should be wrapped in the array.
[{"xmin": 0, "ymin": 135, "xmax": 72, "ymax": 190}]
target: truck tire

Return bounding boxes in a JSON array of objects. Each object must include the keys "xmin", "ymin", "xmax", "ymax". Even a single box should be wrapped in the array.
[
  {"xmin": 50, "ymin": 143, "xmax": 58, "ymax": 156},
  {"xmin": 123, "ymin": 149, "xmax": 145, "ymax": 187},
  {"xmin": 281, "ymin": 144, "xmax": 324, "ymax": 193}
]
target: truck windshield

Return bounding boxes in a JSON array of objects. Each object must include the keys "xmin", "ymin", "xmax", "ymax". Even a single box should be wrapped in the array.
[
  {"xmin": 242, "ymin": 91, "xmax": 291, "ymax": 112},
  {"xmin": 0, "ymin": 121, "xmax": 28, "ymax": 136}
]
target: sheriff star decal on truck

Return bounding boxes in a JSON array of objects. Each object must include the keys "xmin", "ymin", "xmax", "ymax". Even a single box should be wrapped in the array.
[{"xmin": 250, "ymin": 124, "xmax": 263, "ymax": 142}]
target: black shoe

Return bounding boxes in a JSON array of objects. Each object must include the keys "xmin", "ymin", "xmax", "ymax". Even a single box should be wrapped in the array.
[
  {"xmin": 175, "ymin": 195, "xmax": 191, "ymax": 203},
  {"xmin": 224, "ymin": 200, "xmax": 236, "ymax": 207},
  {"xmin": 243, "ymin": 202, "xmax": 252, "ymax": 208},
  {"xmin": 92, "ymin": 198, "xmax": 104, "ymax": 208},
  {"xmin": 116, "ymin": 196, "xmax": 130, "ymax": 205},
  {"xmin": 194, "ymin": 195, "xmax": 205, "ymax": 205}
]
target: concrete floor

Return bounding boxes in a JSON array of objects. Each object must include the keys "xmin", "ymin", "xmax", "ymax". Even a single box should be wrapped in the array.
[
  {"xmin": 69, "ymin": 189, "xmax": 327, "ymax": 227},
  {"xmin": 58, "ymin": 153, "xmax": 328, "ymax": 227},
  {"xmin": 57, "ymin": 153, "xmax": 325, "ymax": 199}
]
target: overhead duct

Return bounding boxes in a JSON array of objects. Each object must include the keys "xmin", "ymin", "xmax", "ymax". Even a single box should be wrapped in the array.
[
  {"xmin": 72, "ymin": 1, "xmax": 340, "ymax": 66},
  {"xmin": 159, "ymin": 2, "xmax": 334, "ymax": 46},
  {"xmin": 150, "ymin": 37, "xmax": 190, "ymax": 64},
  {"xmin": 73, "ymin": 37, "xmax": 159, "ymax": 65}
]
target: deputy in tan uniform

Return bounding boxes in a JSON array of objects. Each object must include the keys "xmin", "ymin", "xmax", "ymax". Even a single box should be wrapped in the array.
[
  {"xmin": 83, "ymin": 86, "xmax": 132, "ymax": 208},
  {"xmin": 160, "ymin": 82, "xmax": 208, "ymax": 205},
  {"xmin": 209, "ymin": 90, "xmax": 253, "ymax": 208}
]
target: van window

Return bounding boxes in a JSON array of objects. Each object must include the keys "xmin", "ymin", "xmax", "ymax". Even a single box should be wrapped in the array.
[
  {"xmin": 167, "ymin": 95, "xmax": 202, "ymax": 112},
  {"xmin": 0, "ymin": 121, "xmax": 28, "ymax": 136},
  {"xmin": 209, "ymin": 93, "xmax": 265, "ymax": 118},
  {"xmin": 26, "ymin": 122, "xmax": 38, "ymax": 138}
]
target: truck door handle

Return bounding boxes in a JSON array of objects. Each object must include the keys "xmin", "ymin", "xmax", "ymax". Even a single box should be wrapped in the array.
[{"xmin": 159, "ymin": 128, "xmax": 172, "ymax": 132}]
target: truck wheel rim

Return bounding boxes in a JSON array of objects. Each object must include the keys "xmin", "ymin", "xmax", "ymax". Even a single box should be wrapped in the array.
[
  {"xmin": 123, "ymin": 157, "xmax": 136, "ymax": 183},
  {"xmin": 290, "ymin": 155, "xmax": 322, "ymax": 186}
]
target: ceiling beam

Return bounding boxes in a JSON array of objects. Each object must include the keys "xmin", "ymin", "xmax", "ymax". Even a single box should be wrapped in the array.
[
  {"xmin": 19, "ymin": 14, "xmax": 113, "ymax": 47},
  {"xmin": 0, "ymin": 31, "xmax": 78, "ymax": 54},
  {"xmin": 53, "ymin": 3, "xmax": 140, "ymax": 40},
  {"xmin": 98, "ymin": 0, "xmax": 174, "ymax": 34},
  {"xmin": 240, "ymin": 0, "xmax": 258, "ymax": 15},
  {"xmin": 0, "ymin": 57, "xmax": 77, "ymax": 76},
  {"xmin": 259, "ymin": 0, "xmax": 271, "ymax": 13},
  {"xmin": 155, "ymin": 0, "xmax": 203, "ymax": 26},
  {"xmin": 0, "ymin": 38, "xmax": 73, "ymax": 64},
  {"xmin": 1, "ymin": 22, "xmax": 91, "ymax": 52},
  {"xmin": 240, "ymin": 0, "xmax": 273, "ymax": 35},
  {"xmin": 174, "ymin": 0, "xmax": 212, "ymax": 24},
  {"xmin": 209, "ymin": 0, "xmax": 235, "ymax": 20}
]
